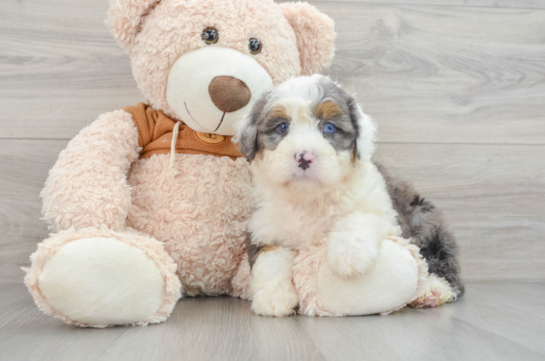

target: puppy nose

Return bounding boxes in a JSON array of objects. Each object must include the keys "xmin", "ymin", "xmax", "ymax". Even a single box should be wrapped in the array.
[
  {"xmin": 208, "ymin": 76, "xmax": 251, "ymax": 113},
  {"xmin": 295, "ymin": 151, "xmax": 315, "ymax": 170}
]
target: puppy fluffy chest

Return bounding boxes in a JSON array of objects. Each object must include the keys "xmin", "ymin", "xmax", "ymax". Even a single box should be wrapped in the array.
[
  {"xmin": 249, "ymin": 162, "xmax": 401, "ymax": 250},
  {"xmin": 251, "ymin": 197, "xmax": 341, "ymax": 249}
]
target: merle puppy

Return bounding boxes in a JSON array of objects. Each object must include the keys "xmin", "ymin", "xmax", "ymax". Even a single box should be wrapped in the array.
[{"xmin": 237, "ymin": 75, "xmax": 463, "ymax": 316}]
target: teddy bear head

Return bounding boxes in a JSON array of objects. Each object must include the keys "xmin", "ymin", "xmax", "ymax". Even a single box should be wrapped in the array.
[{"xmin": 107, "ymin": 0, "xmax": 335, "ymax": 136}]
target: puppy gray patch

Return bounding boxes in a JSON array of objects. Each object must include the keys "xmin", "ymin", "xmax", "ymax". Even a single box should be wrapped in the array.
[
  {"xmin": 315, "ymin": 79, "xmax": 360, "ymax": 156},
  {"xmin": 238, "ymin": 91, "xmax": 270, "ymax": 161},
  {"xmin": 238, "ymin": 92, "xmax": 292, "ymax": 160},
  {"xmin": 253, "ymin": 104, "xmax": 290, "ymax": 154}
]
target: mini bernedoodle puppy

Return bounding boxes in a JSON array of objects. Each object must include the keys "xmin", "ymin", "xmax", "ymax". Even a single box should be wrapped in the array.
[{"xmin": 235, "ymin": 75, "xmax": 464, "ymax": 317}]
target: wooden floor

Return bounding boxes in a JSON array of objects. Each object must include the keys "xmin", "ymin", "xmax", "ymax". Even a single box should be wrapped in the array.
[
  {"xmin": 0, "ymin": 282, "xmax": 544, "ymax": 361},
  {"xmin": 1, "ymin": 0, "xmax": 544, "ymax": 359}
]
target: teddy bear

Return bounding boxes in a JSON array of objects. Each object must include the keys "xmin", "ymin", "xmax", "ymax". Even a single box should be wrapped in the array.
[{"xmin": 23, "ymin": 0, "xmax": 336, "ymax": 327}]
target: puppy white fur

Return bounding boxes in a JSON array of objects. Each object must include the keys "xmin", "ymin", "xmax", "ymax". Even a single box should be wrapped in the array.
[
  {"xmin": 250, "ymin": 246, "xmax": 298, "ymax": 317},
  {"xmin": 236, "ymin": 75, "xmax": 407, "ymax": 316}
]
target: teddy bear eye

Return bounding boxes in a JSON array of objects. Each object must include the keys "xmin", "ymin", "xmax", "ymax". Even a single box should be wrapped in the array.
[
  {"xmin": 202, "ymin": 27, "xmax": 219, "ymax": 45},
  {"xmin": 249, "ymin": 38, "xmax": 262, "ymax": 54}
]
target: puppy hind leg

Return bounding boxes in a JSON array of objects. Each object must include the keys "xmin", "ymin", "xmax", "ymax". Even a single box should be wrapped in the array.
[
  {"xmin": 409, "ymin": 273, "xmax": 457, "ymax": 308},
  {"xmin": 409, "ymin": 200, "xmax": 464, "ymax": 299}
]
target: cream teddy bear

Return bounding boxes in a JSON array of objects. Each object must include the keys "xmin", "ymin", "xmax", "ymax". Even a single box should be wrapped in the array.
[{"xmin": 24, "ymin": 0, "xmax": 335, "ymax": 327}]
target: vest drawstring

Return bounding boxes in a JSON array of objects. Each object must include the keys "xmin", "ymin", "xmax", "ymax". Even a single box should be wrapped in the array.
[{"xmin": 169, "ymin": 121, "xmax": 181, "ymax": 177}]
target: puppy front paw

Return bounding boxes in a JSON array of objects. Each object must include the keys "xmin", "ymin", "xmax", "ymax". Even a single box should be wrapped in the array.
[
  {"xmin": 328, "ymin": 235, "xmax": 379, "ymax": 278},
  {"xmin": 251, "ymin": 284, "xmax": 299, "ymax": 317},
  {"xmin": 250, "ymin": 246, "xmax": 298, "ymax": 317}
]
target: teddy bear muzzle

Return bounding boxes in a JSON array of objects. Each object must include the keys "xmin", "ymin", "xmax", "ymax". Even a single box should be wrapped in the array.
[{"xmin": 166, "ymin": 47, "xmax": 273, "ymax": 136}]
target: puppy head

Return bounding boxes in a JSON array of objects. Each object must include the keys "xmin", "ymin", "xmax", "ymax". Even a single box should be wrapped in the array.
[{"xmin": 235, "ymin": 75, "xmax": 376, "ymax": 192}]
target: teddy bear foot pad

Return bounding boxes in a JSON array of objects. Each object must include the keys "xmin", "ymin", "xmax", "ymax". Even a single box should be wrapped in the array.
[{"xmin": 24, "ymin": 228, "xmax": 181, "ymax": 327}]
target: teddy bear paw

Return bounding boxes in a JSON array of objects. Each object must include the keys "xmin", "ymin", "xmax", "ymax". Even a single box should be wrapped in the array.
[{"xmin": 25, "ymin": 232, "xmax": 181, "ymax": 327}]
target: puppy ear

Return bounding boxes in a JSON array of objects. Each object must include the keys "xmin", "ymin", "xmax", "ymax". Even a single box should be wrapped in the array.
[
  {"xmin": 236, "ymin": 116, "xmax": 259, "ymax": 162},
  {"xmin": 279, "ymin": 2, "xmax": 336, "ymax": 76},
  {"xmin": 350, "ymin": 101, "xmax": 377, "ymax": 161},
  {"xmin": 234, "ymin": 93, "xmax": 269, "ymax": 161},
  {"xmin": 106, "ymin": 0, "xmax": 161, "ymax": 50}
]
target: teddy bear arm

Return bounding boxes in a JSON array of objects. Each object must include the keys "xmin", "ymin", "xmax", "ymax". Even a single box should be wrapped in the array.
[{"xmin": 41, "ymin": 109, "xmax": 141, "ymax": 232}]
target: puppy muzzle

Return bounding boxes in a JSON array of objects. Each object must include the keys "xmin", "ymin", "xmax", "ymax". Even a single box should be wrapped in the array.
[{"xmin": 295, "ymin": 151, "xmax": 315, "ymax": 170}]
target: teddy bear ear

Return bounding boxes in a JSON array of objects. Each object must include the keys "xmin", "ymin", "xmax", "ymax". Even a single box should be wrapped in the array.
[
  {"xmin": 106, "ymin": 0, "xmax": 161, "ymax": 49},
  {"xmin": 279, "ymin": 2, "xmax": 336, "ymax": 76}
]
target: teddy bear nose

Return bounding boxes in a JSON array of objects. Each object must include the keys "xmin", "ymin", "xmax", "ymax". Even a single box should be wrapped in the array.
[{"xmin": 208, "ymin": 76, "xmax": 252, "ymax": 113}]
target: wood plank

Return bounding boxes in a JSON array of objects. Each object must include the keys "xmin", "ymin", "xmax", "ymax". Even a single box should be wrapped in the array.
[
  {"xmin": 1, "ymin": 282, "xmax": 544, "ymax": 361},
  {"xmin": 0, "ymin": 284, "xmax": 324, "ymax": 361},
  {"xmin": 0, "ymin": 0, "xmax": 144, "ymax": 140},
  {"xmin": 451, "ymin": 282, "xmax": 545, "ymax": 355},
  {"xmin": 308, "ymin": 0, "xmax": 545, "ymax": 10},
  {"xmin": 1, "ymin": 139, "xmax": 544, "ymax": 282},
  {"xmin": 101, "ymin": 297, "xmax": 325, "ymax": 361},
  {"xmin": 0, "ymin": 140, "xmax": 68, "ymax": 283},
  {"xmin": 0, "ymin": 286, "xmax": 131, "ymax": 361},
  {"xmin": 0, "ymin": 284, "xmax": 31, "ymax": 308},
  {"xmin": 1, "ymin": 0, "xmax": 544, "ymax": 144},
  {"xmin": 0, "ymin": 196, "xmax": 48, "ymax": 284},
  {"xmin": 297, "ymin": 302, "xmax": 544, "ymax": 361},
  {"xmin": 0, "ymin": 139, "xmax": 67, "ymax": 198}
]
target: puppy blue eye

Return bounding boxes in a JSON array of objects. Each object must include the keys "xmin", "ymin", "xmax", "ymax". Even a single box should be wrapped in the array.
[
  {"xmin": 324, "ymin": 123, "xmax": 336, "ymax": 134},
  {"xmin": 277, "ymin": 122, "xmax": 289, "ymax": 134}
]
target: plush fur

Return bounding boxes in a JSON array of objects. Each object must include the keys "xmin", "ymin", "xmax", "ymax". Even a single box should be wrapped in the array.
[
  {"xmin": 24, "ymin": 227, "xmax": 181, "ymax": 327},
  {"xmin": 127, "ymin": 152, "xmax": 253, "ymax": 296},
  {"xmin": 236, "ymin": 75, "xmax": 461, "ymax": 316},
  {"xmin": 41, "ymin": 110, "xmax": 139, "ymax": 232},
  {"xmin": 279, "ymin": 2, "xmax": 336, "ymax": 75},
  {"xmin": 24, "ymin": 0, "xmax": 336, "ymax": 327}
]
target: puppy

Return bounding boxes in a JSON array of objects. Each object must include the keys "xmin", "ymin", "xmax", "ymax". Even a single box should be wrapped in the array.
[{"xmin": 236, "ymin": 75, "xmax": 462, "ymax": 316}]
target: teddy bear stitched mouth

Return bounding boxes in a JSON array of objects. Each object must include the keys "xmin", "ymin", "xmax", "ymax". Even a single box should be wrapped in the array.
[
  {"xmin": 214, "ymin": 112, "xmax": 227, "ymax": 132},
  {"xmin": 184, "ymin": 102, "xmax": 226, "ymax": 133}
]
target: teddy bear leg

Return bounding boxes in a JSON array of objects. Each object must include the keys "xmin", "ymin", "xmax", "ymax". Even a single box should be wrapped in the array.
[
  {"xmin": 294, "ymin": 237, "xmax": 429, "ymax": 317},
  {"xmin": 24, "ymin": 227, "xmax": 181, "ymax": 328}
]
